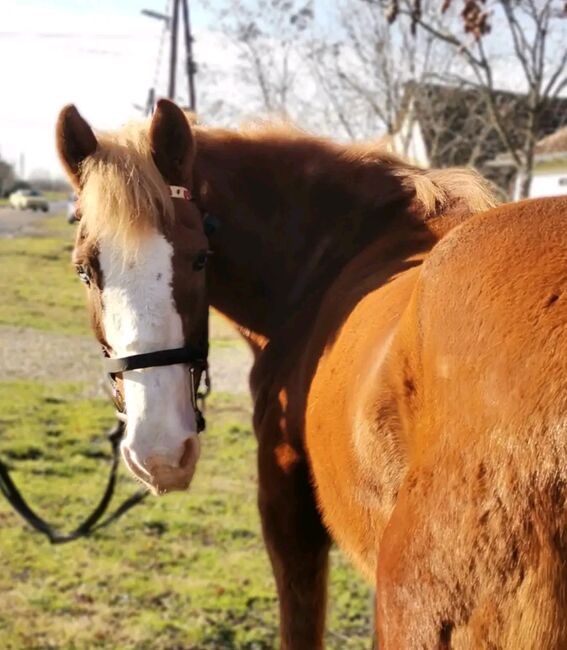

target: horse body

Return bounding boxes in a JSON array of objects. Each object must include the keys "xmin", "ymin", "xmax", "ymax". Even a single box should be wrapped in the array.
[
  {"xmin": 57, "ymin": 102, "xmax": 566, "ymax": 648},
  {"xmin": 304, "ymin": 197, "xmax": 567, "ymax": 648},
  {"xmin": 304, "ymin": 253, "xmax": 422, "ymax": 579},
  {"xmin": 191, "ymin": 125, "xmax": 567, "ymax": 647}
]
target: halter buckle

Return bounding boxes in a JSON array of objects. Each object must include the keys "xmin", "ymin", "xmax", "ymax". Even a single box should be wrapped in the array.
[
  {"xmin": 170, "ymin": 185, "xmax": 192, "ymax": 201},
  {"xmin": 189, "ymin": 366, "xmax": 209, "ymax": 434}
]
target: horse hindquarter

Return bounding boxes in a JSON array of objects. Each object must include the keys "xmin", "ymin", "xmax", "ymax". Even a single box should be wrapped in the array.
[{"xmin": 377, "ymin": 198, "xmax": 567, "ymax": 649}]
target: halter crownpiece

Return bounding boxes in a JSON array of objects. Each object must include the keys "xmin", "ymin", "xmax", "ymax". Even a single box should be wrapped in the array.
[{"xmin": 170, "ymin": 185, "xmax": 192, "ymax": 201}]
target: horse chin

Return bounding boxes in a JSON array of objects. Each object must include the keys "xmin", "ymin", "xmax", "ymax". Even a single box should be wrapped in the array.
[{"xmin": 124, "ymin": 436, "xmax": 201, "ymax": 496}]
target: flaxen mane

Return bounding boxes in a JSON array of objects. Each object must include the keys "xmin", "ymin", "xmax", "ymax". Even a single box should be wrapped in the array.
[
  {"xmin": 79, "ymin": 121, "xmax": 173, "ymax": 247},
  {"xmin": 80, "ymin": 116, "xmax": 496, "ymax": 248},
  {"xmin": 192, "ymin": 119, "xmax": 496, "ymax": 219}
]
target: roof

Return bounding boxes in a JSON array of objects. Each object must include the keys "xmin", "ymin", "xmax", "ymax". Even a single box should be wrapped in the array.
[
  {"xmin": 492, "ymin": 123, "xmax": 567, "ymax": 168},
  {"xmin": 395, "ymin": 82, "xmax": 567, "ymax": 188},
  {"xmin": 534, "ymin": 125, "xmax": 567, "ymax": 155}
]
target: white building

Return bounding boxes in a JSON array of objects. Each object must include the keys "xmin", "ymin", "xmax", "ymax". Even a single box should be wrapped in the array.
[
  {"xmin": 389, "ymin": 83, "xmax": 567, "ymax": 200},
  {"xmin": 516, "ymin": 127, "xmax": 567, "ymax": 200}
]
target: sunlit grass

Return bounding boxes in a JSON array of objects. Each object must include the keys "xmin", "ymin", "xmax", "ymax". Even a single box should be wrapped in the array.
[{"xmin": 0, "ymin": 382, "xmax": 371, "ymax": 648}]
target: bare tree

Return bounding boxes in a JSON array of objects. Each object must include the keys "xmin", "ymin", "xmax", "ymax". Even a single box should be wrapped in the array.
[
  {"xmin": 210, "ymin": 0, "xmax": 506, "ymax": 165},
  {"xmin": 0, "ymin": 158, "xmax": 16, "ymax": 197},
  {"xmin": 211, "ymin": 0, "xmax": 475, "ymax": 152},
  {"xmin": 206, "ymin": 0, "xmax": 314, "ymax": 121},
  {"xmin": 378, "ymin": 0, "xmax": 567, "ymax": 197},
  {"xmin": 307, "ymin": 0, "xmax": 454, "ymax": 139},
  {"xmin": 208, "ymin": 0, "xmax": 567, "ymax": 199}
]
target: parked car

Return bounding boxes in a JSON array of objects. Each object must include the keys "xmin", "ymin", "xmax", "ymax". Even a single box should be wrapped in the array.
[
  {"xmin": 67, "ymin": 192, "xmax": 79, "ymax": 224},
  {"xmin": 9, "ymin": 189, "xmax": 49, "ymax": 212}
]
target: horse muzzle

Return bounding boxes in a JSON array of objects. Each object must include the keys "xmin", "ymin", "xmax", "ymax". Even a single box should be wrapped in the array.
[{"xmin": 122, "ymin": 435, "xmax": 200, "ymax": 495}]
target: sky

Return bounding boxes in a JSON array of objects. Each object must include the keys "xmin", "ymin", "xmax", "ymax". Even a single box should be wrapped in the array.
[
  {"xmin": 0, "ymin": 0, "xmax": 224, "ymax": 179},
  {"xmin": 2, "ymin": 0, "xmax": 562, "ymax": 180}
]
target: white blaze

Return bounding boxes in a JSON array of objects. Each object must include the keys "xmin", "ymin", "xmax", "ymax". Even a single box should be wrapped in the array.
[{"xmin": 99, "ymin": 232, "xmax": 197, "ymax": 469}]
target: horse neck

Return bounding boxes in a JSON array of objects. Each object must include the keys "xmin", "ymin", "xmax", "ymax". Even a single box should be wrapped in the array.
[{"xmin": 193, "ymin": 128, "xmax": 432, "ymax": 341}]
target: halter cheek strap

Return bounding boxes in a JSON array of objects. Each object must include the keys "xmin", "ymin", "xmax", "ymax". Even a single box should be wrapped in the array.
[{"xmin": 170, "ymin": 185, "xmax": 193, "ymax": 201}]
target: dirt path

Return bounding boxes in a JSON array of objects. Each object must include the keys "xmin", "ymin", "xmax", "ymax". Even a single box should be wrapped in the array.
[{"xmin": 0, "ymin": 325, "xmax": 252, "ymax": 396}]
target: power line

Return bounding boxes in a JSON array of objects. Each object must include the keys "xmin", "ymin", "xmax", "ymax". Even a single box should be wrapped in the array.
[{"xmin": 0, "ymin": 31, "xmax": 153, "ymax": 39}]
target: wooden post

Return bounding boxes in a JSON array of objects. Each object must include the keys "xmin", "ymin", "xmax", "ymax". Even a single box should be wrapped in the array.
[
  {"xmin": 180, "ymin": 0, "xmax": 197, "ymax": 111},
  {"xmin": 168, "ymin": 0, "xmax": 180, "ymax": 100}
]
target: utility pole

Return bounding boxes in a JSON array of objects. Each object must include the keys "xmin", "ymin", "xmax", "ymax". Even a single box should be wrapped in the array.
[
  {"xmin": 168, "ymin": 0, "xmax": 180, "ymax": 100},
  {"xmin": 142, "ymin": 0, "xmax": 197, "ymax": 112},
  {"xmin": 180, "ymin": 0, "xmax": 197, "ymax": 112}
]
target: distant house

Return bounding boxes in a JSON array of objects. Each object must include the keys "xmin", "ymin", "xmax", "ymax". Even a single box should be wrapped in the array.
[
  {"xmin": 525, "ymin": 127, "xmax": 567, "ymax": 199},
  {"xmin": 391, "ymin": 82, "xmax": 567, "ymax": 196},
  {"xmin": 492, "ymin": 126, "xmax": 567, "ymax": 200}
]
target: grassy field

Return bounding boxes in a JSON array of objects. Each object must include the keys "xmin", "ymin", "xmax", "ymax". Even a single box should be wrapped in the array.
[{"xmin": 0, "ymin": 213, "xmax": 372, "ymax": 648}]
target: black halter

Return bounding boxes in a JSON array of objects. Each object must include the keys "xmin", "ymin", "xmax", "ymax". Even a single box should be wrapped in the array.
[
  {"xmin": 104, "ymin": 343, "xmax": 210, "ymax": 433},
  {"xmin": 104, "ymin": 344, "xmax": 207, "ymax": 374}
]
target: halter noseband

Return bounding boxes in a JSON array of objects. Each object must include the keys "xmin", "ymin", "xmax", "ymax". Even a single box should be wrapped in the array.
[
  {"xmin": 104, "ymin": 345, "xmax": 207, "ymax": 375},
  {"xmin": 103, "ymin": 184, "xmax": 210, "ymax": 433}
]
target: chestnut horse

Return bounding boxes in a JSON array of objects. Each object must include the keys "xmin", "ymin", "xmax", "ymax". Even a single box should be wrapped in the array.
[{"xmin": 56, "ymin": 100, "xmax": 567, "ymax": 649}]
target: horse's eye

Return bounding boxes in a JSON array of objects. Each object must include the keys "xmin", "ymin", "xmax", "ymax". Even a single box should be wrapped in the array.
[
  {"xmin": 75, "ymin": 265, "xmax": 91, "ymax": 286},
  {"xmin": 193, "ymin": 250, "xmax": 211, "ymax": 271}
]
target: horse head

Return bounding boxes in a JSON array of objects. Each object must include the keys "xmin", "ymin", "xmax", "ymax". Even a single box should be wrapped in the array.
[{"xmin": 56, "ymin": 100, "xmax": 209, "ymax": 495}]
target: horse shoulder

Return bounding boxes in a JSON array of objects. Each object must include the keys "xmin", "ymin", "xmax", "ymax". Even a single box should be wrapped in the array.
[{"xmin": 301, "ymin": 254, "xmax": 424, "ymax": 578}]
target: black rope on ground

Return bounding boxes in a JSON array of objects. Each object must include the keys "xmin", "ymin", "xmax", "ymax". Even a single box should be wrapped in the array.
[{"xmin": 0, "ymin": 419, "xmax": 148, "ymax": 544}]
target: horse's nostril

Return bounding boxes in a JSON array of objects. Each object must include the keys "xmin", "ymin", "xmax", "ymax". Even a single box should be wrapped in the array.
[{"xmin": 121, "ymin": 446, "xmax": 152, "ymax": 484}]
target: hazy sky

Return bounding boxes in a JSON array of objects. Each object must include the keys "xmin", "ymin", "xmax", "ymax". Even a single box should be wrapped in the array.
[
  {"xmin": 0, "ymin": 0, "xmax": 220, "ymax": 178},
  {"xmin": 3, "ymin": 0, "xmax": 558, "ymax": 179}
]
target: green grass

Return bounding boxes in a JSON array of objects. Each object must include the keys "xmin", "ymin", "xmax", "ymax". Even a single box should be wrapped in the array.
[
  {"xmin": 0, "ymin": 211, "xmax": 372, "ymax": 648},
  {"xmin": 0, "ymin": 230, "xmax": 90, "ymax": 335},
  {"xmin": 0, "ymin": 382, "xmax": 372, "ymax": 649}
]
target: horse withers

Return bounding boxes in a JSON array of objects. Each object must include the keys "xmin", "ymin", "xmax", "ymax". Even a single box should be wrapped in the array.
[{"xmin": 56, "ymin": 100, "xmax": 567, "ymax": 649}]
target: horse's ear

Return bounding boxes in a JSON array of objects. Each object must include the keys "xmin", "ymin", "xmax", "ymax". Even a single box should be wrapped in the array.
[
  {"xmin": 149, "ymin": 99, "xmax": 195, "ymax": 186},
  {"xmin": 56, "ymin": 105, "xmax": 98, "ymax": 187}
]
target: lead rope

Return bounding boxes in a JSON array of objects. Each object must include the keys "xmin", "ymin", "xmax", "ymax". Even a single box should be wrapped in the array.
[{"xmin": 0, "ymin": 416, "xmax": 148, "ymax": 544}]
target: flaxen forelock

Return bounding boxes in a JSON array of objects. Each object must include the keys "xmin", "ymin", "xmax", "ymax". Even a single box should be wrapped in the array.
[{"xmin": 79, "ymin": 121, "xmax": 174, "ymax": 249}]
